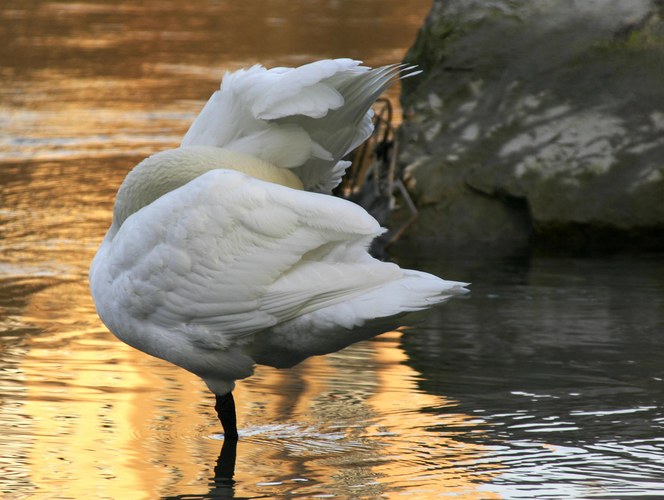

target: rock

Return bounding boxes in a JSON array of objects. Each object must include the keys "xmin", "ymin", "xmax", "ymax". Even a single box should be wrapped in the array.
[{"xmin": 395, "ymin": 0, "xmax": 664, "ymax": 253}]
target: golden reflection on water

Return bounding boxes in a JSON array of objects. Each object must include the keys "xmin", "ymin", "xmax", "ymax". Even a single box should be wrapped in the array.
[{"xmin": 4, "ymin": 272, "xmax": 502, "ymax": 498}]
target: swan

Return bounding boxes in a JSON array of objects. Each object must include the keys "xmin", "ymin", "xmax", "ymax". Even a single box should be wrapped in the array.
[{"xmin": 89, "ymin": 59, "xmax": 468, "ymax": 440}]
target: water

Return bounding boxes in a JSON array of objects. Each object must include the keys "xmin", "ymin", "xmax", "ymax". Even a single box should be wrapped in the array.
[
  {"xmin": 397, "ymin": 255, "xmax": 664, "ymax": 498},
  {"xmin": 1, "ymin": 1, "xmax": 664, "ymax": 498}
]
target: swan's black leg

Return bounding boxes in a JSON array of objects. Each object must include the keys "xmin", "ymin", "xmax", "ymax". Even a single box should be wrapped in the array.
[{"xmin": 215, "ymin": 392, "xmax": 239, "ymax": 440}]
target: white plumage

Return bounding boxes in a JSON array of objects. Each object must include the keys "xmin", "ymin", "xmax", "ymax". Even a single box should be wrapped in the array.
[{"xmin": 90, "ymin": 59, "xmax": 468, "ymax": 437}]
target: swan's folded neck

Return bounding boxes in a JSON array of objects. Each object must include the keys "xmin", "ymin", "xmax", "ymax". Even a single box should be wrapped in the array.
[{"xmin": 112, "ymin": 146, "xmax": 303, "ymax": 231}]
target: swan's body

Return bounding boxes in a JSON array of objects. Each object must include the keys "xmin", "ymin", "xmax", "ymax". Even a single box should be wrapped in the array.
[{"xmin": 90, "ymin": 59, "xmax": 468, "ymax": 438}]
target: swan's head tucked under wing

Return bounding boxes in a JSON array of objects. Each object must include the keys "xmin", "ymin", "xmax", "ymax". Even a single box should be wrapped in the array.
[
  {"xmin": 112, "ymin": 145, "xmax": 304, "ymax": 233},
  {"xmin": 90, "ymin": 59, "xmax": 468, "ymax": 443}
]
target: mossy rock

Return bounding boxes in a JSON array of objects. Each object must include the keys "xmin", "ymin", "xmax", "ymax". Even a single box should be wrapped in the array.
[{"xmin": 396, "ymin": 0, "xmax": 664, "ymax": 253}]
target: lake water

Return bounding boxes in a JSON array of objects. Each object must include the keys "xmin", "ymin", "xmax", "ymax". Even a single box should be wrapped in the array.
[{"xmin": 1, "ymin": 1, "xmax": 663, "ymax": 498}]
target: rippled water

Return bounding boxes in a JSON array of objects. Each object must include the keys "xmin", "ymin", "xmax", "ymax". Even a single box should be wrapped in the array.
[
  {"xmin": 2, "ymin": 1, "xmax": 664, "ymax": 499},
  {"xmin": 398, "ymin": 254, "xmax": 664, "ymax": 498}
]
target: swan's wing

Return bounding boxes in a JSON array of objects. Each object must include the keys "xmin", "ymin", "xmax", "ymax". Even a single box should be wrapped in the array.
[
  {"xmin": 287, "ymin": 64, "xmax": 419, "ymax": 192},
  {"xmin": 100, "ymin": 169, "xmax": 405, "ymax": 349},
  {"xmin": 181, "ymin": 59, "xmax": 364, "ymax": 168},
  {"xmin": 181, "ymin": 59, "xmax": 420, "ymax": 192}
]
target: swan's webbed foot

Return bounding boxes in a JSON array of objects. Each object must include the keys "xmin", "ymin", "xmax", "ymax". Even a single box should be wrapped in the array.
[{"xmin": 215, "ymin": 392, "xmax": 239, "ymax": 440}]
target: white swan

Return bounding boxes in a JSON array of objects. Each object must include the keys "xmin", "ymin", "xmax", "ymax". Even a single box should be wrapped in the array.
[{"xmin": 89, "ymin": 59, "xmax": 468, "ymax": 439}]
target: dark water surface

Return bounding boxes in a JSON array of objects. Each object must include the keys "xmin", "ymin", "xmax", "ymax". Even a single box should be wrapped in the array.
[
  {"xmin": 2, "ymin": 1, "xmax": 664, "ymax": 498},
  {"xmin": 397, "ymin": 253, "xmax": 664, "ymax": 498}
]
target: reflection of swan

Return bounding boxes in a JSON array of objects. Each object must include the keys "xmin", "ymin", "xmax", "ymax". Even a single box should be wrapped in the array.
[
  {"xmin": 162, "ymin": 439, "xmax": 238, "ymax": 499},
  {"xmin": 89, "ymin": 59, "xmax": 468, "ymax": 440}
]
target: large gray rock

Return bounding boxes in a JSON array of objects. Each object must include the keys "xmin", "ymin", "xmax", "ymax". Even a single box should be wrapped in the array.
[{"xmin": 396, "ymin": 0, "xmax": 664, "ymax": 253}]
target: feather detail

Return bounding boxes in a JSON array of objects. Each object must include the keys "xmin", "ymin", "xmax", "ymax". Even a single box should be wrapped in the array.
[
  {"xmin": 90, "ymin": 59, "xmax": 468, "ymax": 402},
  {"xmin": 181, "ymin": 59, "xmax": 413, "ymax": 192}
]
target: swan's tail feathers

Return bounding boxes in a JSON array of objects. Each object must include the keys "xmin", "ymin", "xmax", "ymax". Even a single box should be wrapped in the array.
[
  {"xmin": 250, "ymin": 270, "xmax": 468, "ymax": 368},
  {"xmin": 181, "ymin": 59, "xmax": 420, "ymax": 193},
  {"xmin": 372, "ymin": 270, "xmax": 469, "ymax": 315},
  {"xmin": 301, "ymin": 269, "xmax": 469, "ymax": 333}
]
